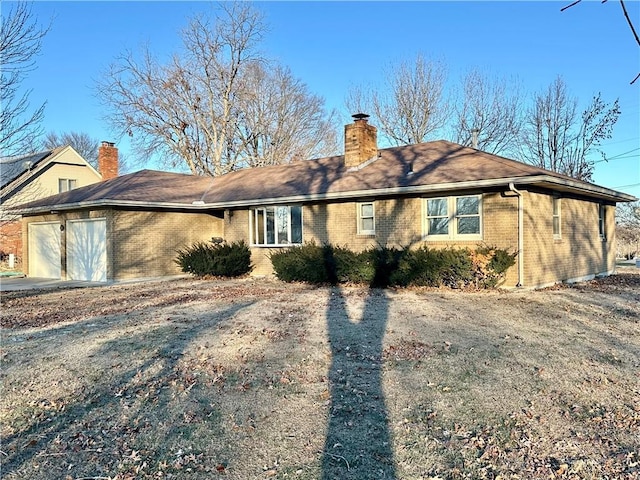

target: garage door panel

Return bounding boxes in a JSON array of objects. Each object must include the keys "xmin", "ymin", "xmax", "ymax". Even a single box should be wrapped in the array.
[
  {"xmin": 28, "ymin": 223, "xmax": 61, "ymax": 278},
  {"xmin": 67, "ymin": 219, "xmax": 107, "ymax": 282}
]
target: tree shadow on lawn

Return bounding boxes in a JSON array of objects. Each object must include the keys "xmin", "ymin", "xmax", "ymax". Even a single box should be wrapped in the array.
[
  {"xmin": 322, "ymin": 286, "xmax": 396, "ymax": 480},
  {"xmin": 1, "ymin": 300, "xmax": 254, "ymax": 478}
]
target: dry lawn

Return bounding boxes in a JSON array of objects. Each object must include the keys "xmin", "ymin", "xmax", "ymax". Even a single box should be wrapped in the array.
[{"xmin": 1, "ymin": 268, "xmax": 639, "ymax": 480}]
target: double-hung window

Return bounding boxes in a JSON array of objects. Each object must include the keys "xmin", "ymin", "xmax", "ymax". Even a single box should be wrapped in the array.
[
  {"xmin": 598, "ymin": 204, "xmax": 606, "ymax": 240},
  {"xmin": 426, "ymin": 198, "xmax": 449, "ymax": 236},
  {"xmin": 425, "ymin": 195, "xmax": 482, "ymax": 239},
  {"xmin": 58, "ymin": 178, "xmax": 77, "ymax": 193},
  {"xmin": 552, "ymin": 197, "xmax": 561, "ymax": 239},
  {"xmin": 357, "ymin": 202, "xmax": 375, "ymax": 235},
  {"xmin": 251, "ymin": 206, "xmax": 302, "ymax": 246}
]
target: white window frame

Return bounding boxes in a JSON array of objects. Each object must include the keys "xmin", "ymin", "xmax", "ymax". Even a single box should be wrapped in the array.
[
  {"xmin": 58, "ymin": 178, "xmax": 77, "ymax": 193},
  {"xmin": 357, "ymin": 202, "xmax": 375, "ymax": 235},
  {"xmin": 424, "ymin": 195, "xmax": 482, "ymax": 240},
  {"xmin": 598, "ymin": 204, "xmax": 606, "ymax": 241},
  {"xmin": 424, "ymin": 197, "xmax": 450, "ymax": 239},
  {"xmin": 552, "ymin": 197, "xmax": 561, "ymax": 239},
  {"xmin": 250, "ymin": 205, "xmax": 303, "ymax": 247}
]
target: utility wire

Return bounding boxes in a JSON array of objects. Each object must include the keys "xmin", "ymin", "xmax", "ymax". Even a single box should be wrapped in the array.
[{"xmin": 607, "ymin": 148, "xmax": 640, "ymax": 160}]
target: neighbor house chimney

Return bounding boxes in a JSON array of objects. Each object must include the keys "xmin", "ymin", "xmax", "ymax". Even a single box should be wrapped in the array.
[
  {"xmin": 98, "ymin": 141, "xmax": 118, "ymax": 180},
  {"xmin": 344, "ymin": 113, "xmax": 377, "ymax": 168}
]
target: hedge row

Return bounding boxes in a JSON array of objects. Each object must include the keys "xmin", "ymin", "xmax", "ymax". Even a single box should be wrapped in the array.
[
  {"xmin": 270, "ymin": 242, "xmax": 516, "ymax": 288},
  {"xmin": 175, "ymin": 239, "xmax": 516, "ymax": 289}
]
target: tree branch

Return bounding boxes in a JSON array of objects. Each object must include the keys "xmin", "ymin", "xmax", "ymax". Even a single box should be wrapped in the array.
[
  {"xmin": 562, "ymin": 0, "xmax": 640, "ymax": 85},
  {"xmin": 560, "ymin": 0, "xmax": 582, "ymax": 12}
]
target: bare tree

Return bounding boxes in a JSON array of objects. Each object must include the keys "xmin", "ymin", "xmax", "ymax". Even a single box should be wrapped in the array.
[
  {"xmin": 235, "ymin": 62, "xmax": 339, "ymax": 167},
  {"xmin": 42, "ymin": 131, "xmax": 100, "ymax": 167},
  {"xmin": 0, "ymin": 1, "xmax": 50, "ymax": 156},
  {"xmin": 519, "ymin": 76, "xmax": 620, "ymax": 182},
  {"xmin": 616, "ymin": 200, "xmax": 640, "ymax": 259},
  {"xmin": 451, "ymin": 69, "xmax": 523, "ymax": 155},
  {"xmin": 97, "ymin": 3, "xmax": 336, "ymax": 176},
  {"xmin": 347, "ymin": 54, "xmax": 450, "ymax": 146}
]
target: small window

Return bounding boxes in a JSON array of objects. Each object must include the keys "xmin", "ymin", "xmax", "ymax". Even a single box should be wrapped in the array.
[
  {"xmin": 598, "ymin": 204, "xmax": 606, "ymax": 240},
  {"xmin": 58, "ymin": 178, "xmax": 77, "ymax": 193},
  {"xmin": 425, "ymin": 195, "xmax": 482, "ymax": 239},
  {"xmin": 358, "ymin": 202, "xmax": 375, "ymax": 235},
  {"xmin": 251, "ymin": 206, "xmax": 302, "ymax": 246},
  {"xmin": 552, "ymin": 197, "xmax": 561, "ymax": 239}
]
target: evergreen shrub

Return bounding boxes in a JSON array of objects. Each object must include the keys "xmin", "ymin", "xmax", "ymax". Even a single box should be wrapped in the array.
[
  {"xmin": 176, "ymin": 240, "xmax": 252, "ymax": 277},
  {"xmin": 270, "ymin": 242, "xmax": 516, "ymax": 289}
]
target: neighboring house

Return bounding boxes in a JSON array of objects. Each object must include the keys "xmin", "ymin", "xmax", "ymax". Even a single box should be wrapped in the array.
[
  {"xmin": 0, "ymin": 143, "xmax": 117, "ymax": 260},
  {"xmin": 14, "ymin": 116, "xmax": 636, "ymax": 287}
]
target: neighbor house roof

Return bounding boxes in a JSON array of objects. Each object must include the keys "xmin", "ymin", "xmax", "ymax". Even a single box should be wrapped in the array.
[
  {"xmin": 1, "ymin": 145, "xmax": 102, "ymax": 202},
  {"xmin": 1, "ymin": 149, "xmax": 59, "ymax": 190},
  {"xmin": 14, "ymin": 140, "xmax": 636, "ymax": 214}
]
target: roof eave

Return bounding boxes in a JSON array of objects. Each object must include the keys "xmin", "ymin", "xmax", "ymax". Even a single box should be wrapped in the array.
[
  {"xmin": 520, "ymin": 175, "xmax": 637, "ymax": 202},
  {"xmin": 15, "ymin": 174, "xmax": 636, "ymax": 215}
]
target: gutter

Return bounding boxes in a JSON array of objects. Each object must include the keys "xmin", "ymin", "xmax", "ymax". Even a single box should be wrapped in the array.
[{"xmin": 508, "ymin": 183, "xmax": 524, "ymax": 287}]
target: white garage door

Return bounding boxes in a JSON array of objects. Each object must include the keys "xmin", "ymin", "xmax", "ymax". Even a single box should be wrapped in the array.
[
  {"xmin": 67, "ymin": 218, "xmax": 107, "ymax": 282},
  {"xmin": 28, "ymin": 222, "xmax": 61, "ymax": 279}
]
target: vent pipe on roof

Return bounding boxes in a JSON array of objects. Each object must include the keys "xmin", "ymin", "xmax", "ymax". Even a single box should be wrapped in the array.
[{"xmin": 471, "ymin": 128, "xmax": 479, "ymax": 149}]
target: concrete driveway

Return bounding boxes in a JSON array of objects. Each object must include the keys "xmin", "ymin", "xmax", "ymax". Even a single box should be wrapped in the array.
[
  {"xmin": 0, "ymin": 274, "xmax": 190, "ymax": 292},
  {"xmin": 0, "ymin": 276, "xmax": 107, "ymax": 292}
]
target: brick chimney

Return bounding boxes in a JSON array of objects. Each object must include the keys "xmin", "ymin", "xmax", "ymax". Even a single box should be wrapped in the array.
[
  {"xmin": 98, "ymin": 141, "xmax": 118, "ymax": 180},
  {"xmin": 344, "ymin": 113, "xmax": 377, "ymax": 168}
]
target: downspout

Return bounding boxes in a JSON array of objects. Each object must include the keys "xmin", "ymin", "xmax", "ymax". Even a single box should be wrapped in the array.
[{"xmin": 508, "ymin": 183, "xmax": 524, "ymax": 287}]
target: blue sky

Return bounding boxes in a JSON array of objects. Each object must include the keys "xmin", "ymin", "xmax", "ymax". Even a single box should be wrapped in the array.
[{"xmin": 12, "ymin": 1, "xmax": 640, "ymax": 197}]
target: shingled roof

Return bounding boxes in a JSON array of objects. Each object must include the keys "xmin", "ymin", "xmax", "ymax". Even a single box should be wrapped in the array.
[
  {"xmin": 0, "ymin": 149, "xmax": 58, "ymax": 190},
  {"xmin": 14, "ymin": 140, "xmax": 635, "ymax": 214}
]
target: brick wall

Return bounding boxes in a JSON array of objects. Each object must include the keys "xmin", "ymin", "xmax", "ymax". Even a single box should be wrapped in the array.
[
  {"xmin": 0, "ymin": 220, "xmax": 23, "ymax": 258},
  {"xmin": 110, "ymin": 210, "xmax": 223, "ymax": 279},
  {"xmin": 523, "ymin": 191, "xmax": 615, "ymax": 287}
]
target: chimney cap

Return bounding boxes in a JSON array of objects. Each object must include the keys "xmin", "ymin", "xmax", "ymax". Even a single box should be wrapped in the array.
[
  {"xmin": 101, "ymin": 141, "xmax": 116, "ymax": 147},
  {"xmin": 352, "ymin": 113, "xmax": 370, "ymax": 122}
]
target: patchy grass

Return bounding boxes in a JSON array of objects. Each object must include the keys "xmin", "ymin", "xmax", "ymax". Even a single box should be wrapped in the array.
[{"xmin": 1, "ymin": 270, "xmax": 639, "ymax": 479}]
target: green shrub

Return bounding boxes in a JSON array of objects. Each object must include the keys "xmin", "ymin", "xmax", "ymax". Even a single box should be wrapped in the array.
[
  {"xmin": 365, "ymin": 245, "xmax": 404, "ymax": 288},
  {"xmin": 270, "ymin": 242, "xmax": 329, "ymax": 283},
  {"xmin": 330, "ymin": 245, "xmax": 370, "ymax": 284},
  {"xmin": 269, "ymin": 242, "xmax": 516, "ymax": 289},
  {"xmin": 439, "ymin": 247, "xmax": 475, "ymax": 288},
  {"xmin": 390, "ymin": 246, "xmax": 475, "ymax": 288},
  {"xmin": 176, "ymin": 240, "xmax": 252, "ymax": 277},
  {"xmin": 391, "ymin": 246, "xmax": 445, "ymax": 287}
]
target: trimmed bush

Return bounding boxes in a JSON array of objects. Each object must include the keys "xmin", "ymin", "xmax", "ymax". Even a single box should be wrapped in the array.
[
  {"xmin": 176, "ymin": 240, "xmax": 252, "ymax": 277},
  {"xmin": 390, "ymin": 246, "xmax": 475, "ymax": 288},
  {"xmin": 366, "ymin": 246, "xmax": 404, "ymax": 288},
  {"xmin": 270, "ymin": 242, "xmax": 328, "ymax": 283},
  {"xmin": 270, "ymin": 242, "xmax": 516, "ymax": 289}
]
